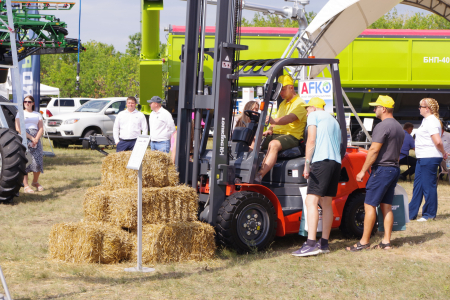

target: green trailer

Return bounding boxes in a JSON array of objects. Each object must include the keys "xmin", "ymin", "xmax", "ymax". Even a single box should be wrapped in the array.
[{"xmin": 164, "ymin": 26, "xmax": 450, "ymax": 131}]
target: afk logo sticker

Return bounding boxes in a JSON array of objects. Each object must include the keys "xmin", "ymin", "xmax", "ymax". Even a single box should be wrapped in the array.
[{"xmin": 222, "ymin": 61, "xmax": 231, "ymax": 69}]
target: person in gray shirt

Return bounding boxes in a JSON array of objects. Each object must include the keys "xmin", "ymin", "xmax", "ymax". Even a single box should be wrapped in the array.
[{"xmin": 347, "ymin": 95, "xmax": 404, "ymax": 251}]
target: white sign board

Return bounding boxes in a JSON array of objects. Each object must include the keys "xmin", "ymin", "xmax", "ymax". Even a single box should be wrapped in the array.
[
  {"xmin": 363, "ymin": 118, "xmax": 374, "ymax": 131},
  {"xmin": 126, "ymin": 135, "xmax": 151, "ymax": 170},
  {"xmin": 297, "ymin": 78, "xmax": 333, "ymax": 114}
]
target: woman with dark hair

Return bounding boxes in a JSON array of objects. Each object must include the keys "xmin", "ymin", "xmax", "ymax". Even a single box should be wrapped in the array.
[
  {"xmin": 235, "ymin": 100, "xmax": 259, "ymax": 127},
  {"xmin": 15, "ymin": 95, "xmax": 44, "ymax": 193},
  {"xmin": 409, "ymin": 98, "xmax": 448, "ymax": 221}
]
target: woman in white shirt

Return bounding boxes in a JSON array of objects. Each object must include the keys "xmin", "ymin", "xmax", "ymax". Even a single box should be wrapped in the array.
[
  {"xmin": 15, "ymin": 96, "xmax": 44, "ymax": 193},
  {"xmin": 409, "ymin": 98, "xmax": 448, "ymax": 221}
]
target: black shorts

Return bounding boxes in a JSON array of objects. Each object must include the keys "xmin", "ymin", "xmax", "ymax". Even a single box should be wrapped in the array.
[{"xmin": 307, "ymin": 160, "xmax": 341, "ymax": 197}]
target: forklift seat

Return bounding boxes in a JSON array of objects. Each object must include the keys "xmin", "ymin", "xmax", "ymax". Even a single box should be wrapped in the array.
[
  {"xmin": 277, "ymin": 142, "xmax": 305, "ymax": 159},
  {"xmin": 273, "ymin": 127, "xmax": 307, "ymax": 159}
]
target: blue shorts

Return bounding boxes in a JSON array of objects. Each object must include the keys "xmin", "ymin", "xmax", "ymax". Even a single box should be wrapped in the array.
[{"xmin": 365, "ymin": 166, "xmax": 400, "ymax": 207}]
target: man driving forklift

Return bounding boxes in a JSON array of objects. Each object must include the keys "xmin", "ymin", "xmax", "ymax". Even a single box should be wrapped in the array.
[{"xmin": 255, "ymin": 74, "xmax": 307, "ymax": 182}]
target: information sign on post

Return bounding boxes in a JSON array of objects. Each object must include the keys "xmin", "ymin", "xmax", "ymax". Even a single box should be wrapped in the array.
[{"xmin": 124, "ymin": 135, "xmax": 154, "ymax": 273}]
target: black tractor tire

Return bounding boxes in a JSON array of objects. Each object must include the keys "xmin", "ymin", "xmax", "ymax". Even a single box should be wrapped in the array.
[
  {"xmin": 82, "ymin": 130, "xmax": 97, "ymax": 149},
  {"xmin": 0, "ymin": 128, "xmax": 27, "ymax": 203},
  {"xmin": 340, "ymin": 192, "xmax": 377, "ymax": 238},
  {"xmin": 0, "ymin": 96, "xmax": 18, "ymax": 131},
  {"xmin": 216, "ymin": 191, "xmax": 277, "ymax": 253}
]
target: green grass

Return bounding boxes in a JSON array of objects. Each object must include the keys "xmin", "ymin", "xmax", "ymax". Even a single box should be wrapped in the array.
[{"xmin": 0, "ymin": 144, "xmax": 449, "ymax": 299}]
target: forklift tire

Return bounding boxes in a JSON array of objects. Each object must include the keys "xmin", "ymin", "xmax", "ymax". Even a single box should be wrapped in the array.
[
  {"xmin": 340, "ymin": 192, "xmax": 377, "ymax": 238},
  {"xmin": 216, "ymin": 191, "xmax": 277, "ymax": 253},
  {"xmin": 0, "ymin": 128, "xmax": 27, "ymax": 203}
]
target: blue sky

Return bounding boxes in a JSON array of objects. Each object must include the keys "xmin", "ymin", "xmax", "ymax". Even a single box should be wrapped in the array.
[{"xmin": 61, "ymin": 0, "xmax": 428, "ymax": 53}]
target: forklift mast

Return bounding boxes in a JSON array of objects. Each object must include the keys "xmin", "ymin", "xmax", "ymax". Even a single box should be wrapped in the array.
[
  {"xmin": 175, "ymin": 0, "xmax": 347, "ymax": 227},
  {"xmin": 176, "ymin": 0, "xmax": 245, "ymax": 223}
]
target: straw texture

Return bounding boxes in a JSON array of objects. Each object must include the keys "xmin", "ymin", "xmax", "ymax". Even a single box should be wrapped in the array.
[
  {"xmin": 101, "ymin": 150, "xmax": 179, "ymax": 189},
  {"xmin": 131, "ymin": 222, "xmax": 216, "ymax": 264},
  {"xmin": 83, "ymin": 185, "xmax": 198, "ymax": 229},
  {"xmin": 48, "ymin": 221, "xmax": 132, "ymax": 264},
  {"xmin": 83, "ymin": 187, "xmax": 110, "ymax": 223}
]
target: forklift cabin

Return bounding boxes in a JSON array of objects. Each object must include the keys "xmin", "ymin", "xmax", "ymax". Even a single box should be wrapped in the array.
[{"xmin": 175, "ymin": 0, "xmax": 370, "ymax": 253}]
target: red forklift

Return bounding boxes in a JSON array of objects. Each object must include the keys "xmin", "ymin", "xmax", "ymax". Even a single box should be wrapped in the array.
[{"xmin": 175, "ymin": 0, "xmax": 371, "ymax": 252}]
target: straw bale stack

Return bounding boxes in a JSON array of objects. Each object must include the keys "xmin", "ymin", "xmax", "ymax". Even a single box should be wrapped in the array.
[
  {"xmin": 50, "ymin": 150, "xmax": 217, "ymax": 265},
  {"xmin": 83, "ymin": 187, "xmax": 110, "ymax": 222},
  {"xmin": 83, "ymin": 185, "xmax": 198, "ymax": 229},
  {"xmin": 48, "ymin": 221, "xmax": 132, "ymax": 264},
  {"xmin": 107, "ymin": 185, "xmax": 198, "ymax": 229},
  {"xmin": 130, "ymin": 222, "xmax": 216, "ymax": 264},
  {"xmin": 101, "ymin": 150, "xmax": 179, "ymax": 189}
]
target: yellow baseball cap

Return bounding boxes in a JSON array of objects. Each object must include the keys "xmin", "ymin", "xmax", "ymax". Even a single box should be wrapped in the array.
[
  {"xmin": 278, "ymin": 74, "xmax": 294, "ymax": 86},
  {"xmin": 369, "ymin": 95, "xmax": 395, "ymax": 108},
  {"xmin": 302, "ymin": 97, "xmax": 326, "ymax": 109}
]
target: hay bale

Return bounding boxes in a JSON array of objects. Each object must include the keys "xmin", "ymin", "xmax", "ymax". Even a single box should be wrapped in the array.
[
  {"xmin": 84, "ymin": 185, "xmax": 199, "ymax": 229},
  {"xmin": 48, "ymin": 221, "xmax": 132, "ymax": 264},
  {"xmin": 83, "ymin": 186, "xmax": 110, "ymax": 223},
  {"xmin": 130, "ymin": 222, "xmax": 216, "ymax": 264},
  {"xmin": 101, "ymin": 150, "xmax": 179, "ymax": 190}
]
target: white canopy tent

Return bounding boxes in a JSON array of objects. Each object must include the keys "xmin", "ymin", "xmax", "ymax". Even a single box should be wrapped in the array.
[
  {"xmin": 402, "ymin": 0, "xmax": 450, "ymax": 22},
  {"xmin": 6, "ymin": 82, "xmax": 60, "ymax": 97},
  {"xmin": 304, "ymin": 0, "xmax": 401, "ymax": 78},
  {"xmin": 36, "ymin": 83, "xmax": 60, "ymax": 97}
]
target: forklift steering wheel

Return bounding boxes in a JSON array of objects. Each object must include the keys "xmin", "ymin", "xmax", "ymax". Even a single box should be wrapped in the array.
[{"xmin": 244, "ymin": 110, "xmax": 260, "ymax": 122}]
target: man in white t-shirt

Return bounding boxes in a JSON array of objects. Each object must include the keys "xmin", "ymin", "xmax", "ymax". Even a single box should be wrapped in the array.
[
  {"xmin": 148, "ymin": 96, "xmax": 175, "ymax": 153},
  {"xmin": 113, "ymin": 96, "xmax": 148, "ymax": 152}
]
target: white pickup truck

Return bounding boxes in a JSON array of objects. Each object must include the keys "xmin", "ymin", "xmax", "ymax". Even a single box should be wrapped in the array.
[
  {"xmin": 40, "ymin": 97, "xmax": 93, "ymax": 119},
  {"xmin": 44, "ymin": 97, "xmax": 143, "ymax": 148}
]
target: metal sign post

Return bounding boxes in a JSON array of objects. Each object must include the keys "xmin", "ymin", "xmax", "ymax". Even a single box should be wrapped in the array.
[
  {"xmin": 0, "ymin": 265, "xmax": 12, "ymax": 300},
  {"xmin": 124, "ymin": 135, "xmax": 155, "ymax": 273}
]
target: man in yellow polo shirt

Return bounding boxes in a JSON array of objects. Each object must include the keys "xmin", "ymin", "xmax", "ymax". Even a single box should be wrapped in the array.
[{"xmin": 256, "ymin": 74, "xmax": 307, "ymax": 182}]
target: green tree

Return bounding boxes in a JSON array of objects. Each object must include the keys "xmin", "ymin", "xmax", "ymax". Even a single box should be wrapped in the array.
[
  {"xmin": 369, "ymin": 8, "xmax": 450, "ymax": 29},
  {"xmin": 241, "ymin": 8, "xmax": 450, "ymax": 30},
  {"xmin": 41, "ymin": 41, "xmax": 140, "ymax": 98},
  {"xmin": 126, "ymin": 32, "xmax": 141, "ymax": 56},
  {"xmin": 242, "ymin": 11, "xmax": 316, "ymax": 27}
]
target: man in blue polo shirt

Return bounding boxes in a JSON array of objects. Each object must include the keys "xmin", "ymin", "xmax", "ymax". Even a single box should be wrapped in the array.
[
  {"xmin": 398, "ymin": 122, "xmax": 416, "ymax": 180},
  {"xmin": 292, "ymin": 97, "xmax": 341, "ymax": 257}
]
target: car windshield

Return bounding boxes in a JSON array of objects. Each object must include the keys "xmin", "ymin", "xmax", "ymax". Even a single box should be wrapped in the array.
[{"xmin": 75, "ymin": 100, "xmax": 110, "ymax": 113}]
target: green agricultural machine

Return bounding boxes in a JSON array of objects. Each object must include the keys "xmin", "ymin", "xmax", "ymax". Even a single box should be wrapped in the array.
[
  {"xmin": 0, "ymin": 0, "xmax": 83, "ymax": 203},
  {"xmin": 164, "ymin": 26, "xmax": 450, "ymax": 135}
]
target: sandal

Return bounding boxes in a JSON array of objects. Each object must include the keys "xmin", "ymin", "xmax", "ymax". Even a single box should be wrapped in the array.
[
  {"xmin": 24, "ymin": 186, "xmax": 34, "ymax": 193},
  {"xmin": 346, "ymin": 241, "xmax": 371, "ymax": 252},
  {"xmin": 32, "ymin": 182, "xmax": 44, "ymax": 192},
  {"xmin": 372, "ymin": 242, "xmax": 393, "ymax": 250}
]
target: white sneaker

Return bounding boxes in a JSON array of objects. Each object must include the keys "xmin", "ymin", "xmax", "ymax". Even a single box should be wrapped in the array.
[{"xmin": 417, "ymin": 217, "xmax": 427, "ymax": 222}]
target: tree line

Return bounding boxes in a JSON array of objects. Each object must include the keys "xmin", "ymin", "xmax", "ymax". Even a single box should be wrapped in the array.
[{"xmin": 41, "ymin": 9, "xmax": 450, "ymax": 98}]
